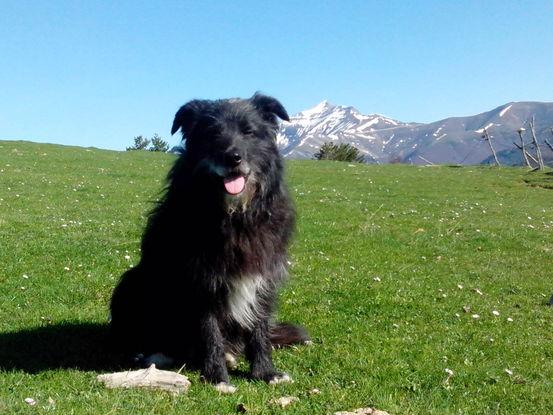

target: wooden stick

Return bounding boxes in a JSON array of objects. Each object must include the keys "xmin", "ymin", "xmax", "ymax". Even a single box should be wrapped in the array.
[
  {"xmin": 516, "ymin": 128, "xmax": 531, "ymax": 167},
  {"xmin": 482, "ymin": 127, "xmax": 500, "ymax": 166},
  {"xmin": 513, "ymin": 142, "xmax": 539, "ymax": 165},
  {"xmin": 529, "ymin": 116, "xmax": 544, "ymax": 169},
  {"xmin": 418, "ymin": 155, "xmax": 435, "ymax": 165},
  {"xmin": 545, "ymin": 138, "xmax": 553, "ymax": 153}
]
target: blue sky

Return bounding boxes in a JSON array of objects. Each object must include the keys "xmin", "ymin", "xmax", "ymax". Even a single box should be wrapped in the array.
[{"xmin": 1, "ymin": 0, "xmax": 552, "ymax": 151}]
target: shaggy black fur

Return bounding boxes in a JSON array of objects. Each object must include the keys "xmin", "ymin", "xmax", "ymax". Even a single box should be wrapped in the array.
[{"xmin": 109, "ymin": 93, "xmax": 308, "ymax": 386}]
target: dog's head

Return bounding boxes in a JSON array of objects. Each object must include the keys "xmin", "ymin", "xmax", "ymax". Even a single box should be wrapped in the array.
[{"xmin": 170, "ymin": 93, "xmax": 289, "ymax": 211}]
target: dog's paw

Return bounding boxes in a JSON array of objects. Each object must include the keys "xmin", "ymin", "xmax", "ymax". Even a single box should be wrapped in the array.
[
  {"xmin": 268, "ymin": 373, "xmax": 293, "ymax": 385},
  {"xmin": 214, "ymin": 382, "xmax": 237, "ymax": 394},
  {"xmin": 224, "ymin": 353, "xmax": 238, "ymax": 370}
]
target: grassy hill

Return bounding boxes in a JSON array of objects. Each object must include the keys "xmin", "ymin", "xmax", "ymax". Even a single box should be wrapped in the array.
[{"xmin": 0, "ymin": 140, "xmax": 552, "ymax": 414}]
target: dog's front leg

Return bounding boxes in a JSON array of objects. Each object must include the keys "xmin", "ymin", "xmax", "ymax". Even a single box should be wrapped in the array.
[
  {"xmin": 199, "ymin": 313, "xmax": 234, "ymax": 391},
  {"xmin": 246, "ymin": 318, "xmax": 292, "ymax": 384}
]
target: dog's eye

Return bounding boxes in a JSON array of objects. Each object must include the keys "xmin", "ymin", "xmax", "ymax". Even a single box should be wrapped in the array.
[{"xmin": 241, "ymin": 126, "xmax": 254, "ymax": 136}]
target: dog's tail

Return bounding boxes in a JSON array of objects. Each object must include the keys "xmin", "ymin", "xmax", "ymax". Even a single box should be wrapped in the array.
[{"xmin": 269, "ymin": 322, "xmax": 310, "ymax": 348}]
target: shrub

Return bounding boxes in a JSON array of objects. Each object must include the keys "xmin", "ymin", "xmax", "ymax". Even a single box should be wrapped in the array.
[{"xmin": 313, "ymin": 142, "xmax": 365, "ymax": 163}]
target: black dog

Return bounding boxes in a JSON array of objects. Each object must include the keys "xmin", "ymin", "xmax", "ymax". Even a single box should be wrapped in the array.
[{"xmin": 109, "ymin": 93, "xmax": 308, "ymax": 392}]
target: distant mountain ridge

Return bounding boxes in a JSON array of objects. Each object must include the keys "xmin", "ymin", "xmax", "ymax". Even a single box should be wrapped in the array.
[{"xmin": 277, "ymin": 101, "xmax": 553, "ymax": 165}]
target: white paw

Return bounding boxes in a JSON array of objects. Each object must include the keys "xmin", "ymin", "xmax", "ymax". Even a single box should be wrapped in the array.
[
  {"xmin": 224, "ymin": 353, "xmax": 238, "ymax": 369},
  {"xmin": 214, "ymin": 382, "xmax": 237, "ymax": 394},
  {"xmin": 142, "ymin": 353, "xmax": 175, "ymax": 369},
  {"xmin": 269, "ymin": 373, "xmax": 293, "ymax": 385}
]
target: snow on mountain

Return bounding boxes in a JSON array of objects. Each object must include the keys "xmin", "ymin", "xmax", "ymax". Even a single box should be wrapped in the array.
[
  {"xmin": 278, "ymin": 101, "xmax": 553, "ymax": 165},
  {"xmin": 499, "ymin": 104, "xmax": 513, "ymax": 117}
]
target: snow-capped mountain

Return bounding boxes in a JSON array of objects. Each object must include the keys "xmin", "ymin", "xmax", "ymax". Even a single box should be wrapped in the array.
[
  {"xmin": 277, "ymin": 101, "xmax": 415, "ymax": 162},
  {"xmin": 278, "ymin": 101, "xmax": 553, "ymax": 165}
]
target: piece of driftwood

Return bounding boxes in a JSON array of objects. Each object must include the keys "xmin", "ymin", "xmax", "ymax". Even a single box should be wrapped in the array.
[
  {"xmin": 97, "ymin": 364, "xmax": 191, "ymax": 394},
  {"xmin": 334, "ymin": 408, "xmax": 391, "ymax": 415}
]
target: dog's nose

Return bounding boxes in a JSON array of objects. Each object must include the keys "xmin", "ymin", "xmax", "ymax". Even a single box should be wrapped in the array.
[{"xmin": 227, "ymin": 152, "xmax": 242, "ymax": 167}]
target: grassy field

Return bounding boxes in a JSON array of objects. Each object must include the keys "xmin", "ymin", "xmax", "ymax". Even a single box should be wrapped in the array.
[{"xmin": 0, "ymin": 140, "xmax": 552, "ymax": 414}]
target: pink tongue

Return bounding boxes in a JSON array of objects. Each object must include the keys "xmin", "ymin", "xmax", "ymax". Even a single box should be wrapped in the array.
[{"xmin": 223, "ymin": 176, "xmax": 245, "ymax": 195}]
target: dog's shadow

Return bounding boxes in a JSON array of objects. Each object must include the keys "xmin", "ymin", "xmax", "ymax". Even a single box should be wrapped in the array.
[
  {"xmin": 0, "ymin": 322, "xmax": 258, "ymax": 379},
  {"xmin": 0, "ymin": 322, "xmax": 126, "ymax": 373}
]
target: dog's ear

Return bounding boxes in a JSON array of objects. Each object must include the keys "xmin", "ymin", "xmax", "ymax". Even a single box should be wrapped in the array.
[
  {"xmin": 171, "ymin": 100, "xmax": 206, "ymax": 137},
  {"xmin": 251, "ymin": 93, "xmax": 290, "ymax": 123}
]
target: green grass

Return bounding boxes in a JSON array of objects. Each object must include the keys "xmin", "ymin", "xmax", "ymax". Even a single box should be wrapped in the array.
[{"xmin": 1, "ymin": 140, "xmax": 552, "ymax": 414}]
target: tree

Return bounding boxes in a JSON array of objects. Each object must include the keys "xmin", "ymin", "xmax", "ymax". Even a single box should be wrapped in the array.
[
  {"xmin": 126, "ymin": 134, "xmax": 169, "ymax": 152},
  {"xmin": 149, "ymin": 134, "xmax": 169, "ymax": 152},
  {"xmin": 126, "ymin": 135, "xmax": 150, "ymax": 151},
  {"xmin": 313, "ymin": 142, "xmax": 365, "ymax": 163}
]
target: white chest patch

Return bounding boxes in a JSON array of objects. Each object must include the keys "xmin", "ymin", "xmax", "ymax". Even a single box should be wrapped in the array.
[{"xmin": 227, "ymin": 275, "xmax": 263, "ymax": 329}]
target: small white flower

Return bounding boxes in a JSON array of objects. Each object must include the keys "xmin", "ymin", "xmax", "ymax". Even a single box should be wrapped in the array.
[
  {"xmin": 64, "ymin": 267, "xmax": 70, "ymax": 271},
  {"xmin": 472, "ymin": 314, "xmax": 480, "ymax": 319},
  {"xmin": 24, "ymin": 398, "xmax": 36, "ymax": 406},
  {"xmin": 124, "ymin": 255, "xmax": 131, "ymax": 260},
  {"xmin": 373, "ymin": 276, "xmax": 381, "ymax": 282},
  {"xmin": 444, "ymin": 368, "xmax": 454, "ymax": 376},
  {"xmin": 457, "ymin": 284, "xmax": 463, "ymax": 289},
  {"xmin": 492, "ymin": 310, "xmax": 500, "ymax": 316},
  {"xmin": 22, "ymin": 274, "xmax": 29, "ymax": 279},
  {"xmin": 507, "ymin": 317, "xmax": 513, "ymax": 322}
]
